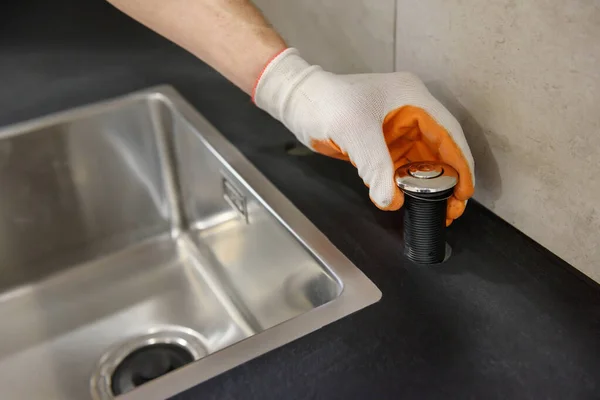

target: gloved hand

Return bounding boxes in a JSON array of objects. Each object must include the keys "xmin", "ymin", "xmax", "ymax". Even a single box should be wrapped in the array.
[{"xmin": 253, "ymin": 48, "xmax": 475, "ymax": 224}]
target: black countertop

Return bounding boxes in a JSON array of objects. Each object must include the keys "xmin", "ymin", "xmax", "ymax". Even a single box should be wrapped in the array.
[{"xmin": 2, "ymin": 2, "xmax": 600, "ymax": 399}]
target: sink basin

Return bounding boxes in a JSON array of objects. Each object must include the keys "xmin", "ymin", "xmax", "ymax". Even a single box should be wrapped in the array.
[{"xmin": 0, "ymin": 86, "xmax": 381, "ymax": 400}]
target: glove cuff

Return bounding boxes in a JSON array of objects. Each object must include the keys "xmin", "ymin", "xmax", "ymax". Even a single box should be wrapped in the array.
[{"xmin": 253, "ymin": 48, "xmax": 320, "ymax": 121}]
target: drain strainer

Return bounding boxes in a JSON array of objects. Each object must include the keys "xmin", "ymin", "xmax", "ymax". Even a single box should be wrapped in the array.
[{"xmin": 90, "ymin": 326, "xmax": 207, "ymax": 400}]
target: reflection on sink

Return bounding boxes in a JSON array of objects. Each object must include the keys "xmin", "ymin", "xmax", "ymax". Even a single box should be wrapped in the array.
[{"xmin": 0, "ymin": 86, "xmax": 381, "ymax": 400}]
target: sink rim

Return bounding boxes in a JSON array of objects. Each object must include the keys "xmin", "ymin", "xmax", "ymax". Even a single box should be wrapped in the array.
[{"xmin": 0, "ymin": 85, "xmax": 382, "ymax": 400}]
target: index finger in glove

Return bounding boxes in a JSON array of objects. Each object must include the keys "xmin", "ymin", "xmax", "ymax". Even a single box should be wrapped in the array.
[{"xmin": 310, "ymin": 137, "xmax": 404, "ymax": 211}]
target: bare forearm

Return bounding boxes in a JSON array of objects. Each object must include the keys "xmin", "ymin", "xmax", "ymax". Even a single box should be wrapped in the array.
[{"xmin": 106, "ymin": 0, "xmax": 286, "ymax": 94}]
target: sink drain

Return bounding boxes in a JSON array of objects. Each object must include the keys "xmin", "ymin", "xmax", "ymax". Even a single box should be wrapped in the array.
[
  {"xmin": 90, "ymin": 326, "xmax": 207, "ymax": 400},
  {"xmin": 110, "ymin": 343, "xmax": 194, "ymax": 396}
]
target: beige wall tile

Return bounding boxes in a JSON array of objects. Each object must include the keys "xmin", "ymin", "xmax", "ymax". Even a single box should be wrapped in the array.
[
  {"xmin": 254, "ymin": 0, "xmax": 396, "ymax": 73},
  {"xmin": 395, "ymin": 0, "xmax": 600, "ymax": 280}
]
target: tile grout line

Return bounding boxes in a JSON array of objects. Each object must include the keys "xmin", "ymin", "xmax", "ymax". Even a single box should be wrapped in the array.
[{"xmin": 392, "ymin": 0, "xmax": 398, "ymax": 72}]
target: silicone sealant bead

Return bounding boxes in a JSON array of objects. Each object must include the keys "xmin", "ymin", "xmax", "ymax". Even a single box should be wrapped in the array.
[{"xmin": 395, "ymin": 162, "xmax": 458, "ymax": 264}]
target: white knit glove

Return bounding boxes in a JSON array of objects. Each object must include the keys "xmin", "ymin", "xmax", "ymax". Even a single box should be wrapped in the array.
[{"xmin": 253, "ymin": 48, "xmax": 475, "ymax": 223}]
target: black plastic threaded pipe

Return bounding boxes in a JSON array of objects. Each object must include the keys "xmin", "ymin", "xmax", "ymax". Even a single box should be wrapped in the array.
[
  {"xmin": 403, "ymin": 189, "xmax": 453, "ymax": 264},
  {"xmin": 396, "ymin": 161, "xmax": 458, "ymax": 265}
]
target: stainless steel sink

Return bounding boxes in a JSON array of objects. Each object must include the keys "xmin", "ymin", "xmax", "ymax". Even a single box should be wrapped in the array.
[{"xmin": 0, "ymin": 86, "xmax": 381, "ymax": 400}]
